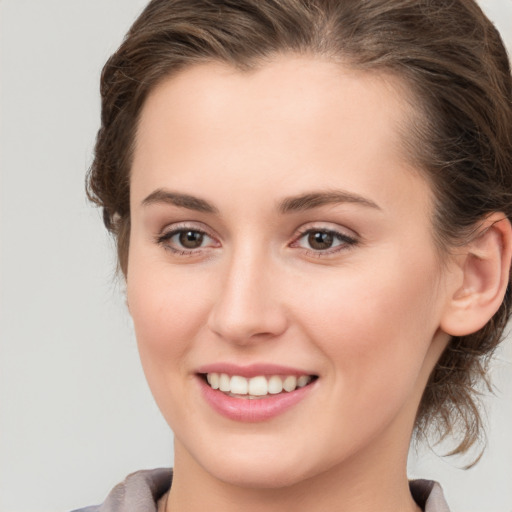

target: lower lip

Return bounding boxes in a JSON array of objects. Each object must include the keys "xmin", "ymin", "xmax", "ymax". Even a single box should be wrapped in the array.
[{"xmin": 198, "ymin": 377, "xmax": 316, "ymax": 422}]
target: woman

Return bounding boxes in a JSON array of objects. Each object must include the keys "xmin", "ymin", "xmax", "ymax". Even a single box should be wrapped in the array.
[{"xmin": 79, "ymin": 0, "xmax": 512, "ymax": 510}]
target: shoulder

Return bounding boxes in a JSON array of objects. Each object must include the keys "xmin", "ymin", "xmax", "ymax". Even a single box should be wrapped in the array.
[
  {"xmin": 71, "ymin": 468, "xmax": 173, "ymax": 512},
  {"xmin": 409, "ymin": 479, "xmax": 451, "ymax": 512}
]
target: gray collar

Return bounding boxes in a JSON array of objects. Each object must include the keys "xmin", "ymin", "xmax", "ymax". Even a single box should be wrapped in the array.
[{"xmin": 74, "ymin": 469, "xmax": 450, "ymax": 512}]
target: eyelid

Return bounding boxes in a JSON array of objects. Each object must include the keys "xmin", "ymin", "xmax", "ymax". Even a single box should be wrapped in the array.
[
  {"xmin": 293, "ymin": 221, "xmax": 358, "ymax": 239},
  {"xmin": 290, "ymin": 223, "xmax": 359, "ymax": 255},
  {"xmin": 155, "ymin": 221, "xmax": 220, "ymax": 253},
  {"xmin": 156, "ymin": 219, "xmax": 215, "ymax": 236}
]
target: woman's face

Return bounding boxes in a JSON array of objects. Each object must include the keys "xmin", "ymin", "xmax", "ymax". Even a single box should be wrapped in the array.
[{"xmin": 127, "ymin": 57, "xmax": 454, "ymax": 487}]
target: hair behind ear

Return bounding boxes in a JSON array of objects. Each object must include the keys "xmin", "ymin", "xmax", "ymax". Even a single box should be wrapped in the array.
[{"xmin": 415, "ymin": 213, "xmax": 512, "ymax": 460}]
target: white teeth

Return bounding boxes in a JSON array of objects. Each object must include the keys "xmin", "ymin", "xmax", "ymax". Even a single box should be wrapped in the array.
[
  {"xmin": 230, "ymin": 375, "xmax": 248, "ymax": 395},
  {"xmin": 248, "ymin": 376, "xmax": 268, "ymax": 396},
  {"xmin": 207, "ymin": 373, "xmax": 219, "ymax": 389},
  {"xmin": 297, "ymin": 375, "xmax": 310, "ymax": 388},
  {"xmin": 219, "ymin": 373, "xmax": 230, "ymax": 392},
  {"xmin": 205, "ymin": 373, "xmax": 313, "ymax": 396},
  {"xmin": 283, "ymin": 375, "xmax": 297, "ymax": 392},
  {"xmin": 268, "ymin": 375, "xmax": 283, "ymax": 394}
]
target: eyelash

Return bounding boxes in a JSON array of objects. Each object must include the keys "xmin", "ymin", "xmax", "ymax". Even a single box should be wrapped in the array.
[
  {"xmin": 155, "ymin": 224, "xmax": 358, "ymax": 257},
  {"xmin": 291, "ymin": 227, "xmax": 358, "ymax": 257},
  {"xmin": 155, "ymin": 224, "xmax": 216, "ymax": 256}
]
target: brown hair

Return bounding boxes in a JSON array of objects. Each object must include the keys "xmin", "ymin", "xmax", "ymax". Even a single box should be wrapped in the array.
[{"xmin": 87, "ymin": 0, "xmax": 512, "ymax": 457}]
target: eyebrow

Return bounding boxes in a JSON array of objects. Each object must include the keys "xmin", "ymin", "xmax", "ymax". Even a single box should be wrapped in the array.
[
  {"xmin": 141, "ymin": 188, "xmax": 380, "ymax": 215},
  {"xmin": 142, "ymin": 189, "xmax": 219, "ymax": 213},
  {"xmin": 278, "ymin": 190, "xmax": 380, "ymax": 213}
]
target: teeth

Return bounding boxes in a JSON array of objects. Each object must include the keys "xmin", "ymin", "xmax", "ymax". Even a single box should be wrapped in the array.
[
  {"xmin": 230, "ymin": 375, "xmax": 248, "ymax": 395},
  {"xmin": 268, "ymin": 375, "xmax": 283, "ymax": 394},
  {"xmin": 248, "ymin": 376, "xmax": 267, "ymax": 396},
  {"xmin": 219, "ymin": 373, "xmax": 230, "ymax": 392},
  {"xmin": 205, "ymin": 373, "xmax": 313, "ymax": 397},
  {"xmin": 206, "ymin": 373, "xmax": 219, "ymax": 389},
  {"xmin": 297, "ymin": 375, "xmax": 310, "ymax": 388},
  {"xmin": 283, "ymin": 375, "xmax": 297, "ymax": 392}
]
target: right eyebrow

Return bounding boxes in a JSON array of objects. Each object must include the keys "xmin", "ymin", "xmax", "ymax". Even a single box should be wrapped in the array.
[{"xmin": 141, "ymin": 189, "xmax": 219, "ymax": 214}]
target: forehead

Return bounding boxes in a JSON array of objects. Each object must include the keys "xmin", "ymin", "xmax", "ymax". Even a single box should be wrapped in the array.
[
  {"xmin": 132, "ymin": 56, "xmax": 426, "ymax": 213},
  {"xmin": 135, "ymin": 56, "xmax": 415, "ymax": 154}
]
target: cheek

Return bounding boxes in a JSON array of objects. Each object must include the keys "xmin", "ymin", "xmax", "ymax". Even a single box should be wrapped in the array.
[
  {"xmin": 126, "ymin": 252, "xmax": 212, "ymax": 374},
  {"xmin": 293, "ymin": 258, "xmax": 442, "ymax": 403},
  {"xmin": 125, "ymin": 256, "xmax": 219, "ymax": 429}
]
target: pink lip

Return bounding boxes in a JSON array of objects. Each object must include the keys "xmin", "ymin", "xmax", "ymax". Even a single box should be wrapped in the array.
[
  {"xmin": 196, "ymin": 374, "xmax": 317, "ymax": 423},
  {"xmin": 196, "ymin": 362, "xmax": 313, "ymax": 378}
]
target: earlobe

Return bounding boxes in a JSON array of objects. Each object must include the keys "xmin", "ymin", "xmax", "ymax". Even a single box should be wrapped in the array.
[{"xmin": 440, "ymin": 214, "xmax": 512, "ymax": 337}]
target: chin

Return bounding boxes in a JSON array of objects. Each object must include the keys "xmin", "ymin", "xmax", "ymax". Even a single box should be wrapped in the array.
[
  {"xmin": 208, "ymin": 460, "xmax": 311, "ymax": 490},
  {"xmin": 183, "ymin": 439, "xmax": 316, "ymax": 490},
  {"xmin": 209, "ymin": 442, "xmax": 345, "ymax": 492}
]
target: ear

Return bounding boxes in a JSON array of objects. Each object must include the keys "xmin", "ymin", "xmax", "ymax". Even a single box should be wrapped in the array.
[{"xmin": 440, "ymin": 213, "xmax": 512, "ymax": 337}]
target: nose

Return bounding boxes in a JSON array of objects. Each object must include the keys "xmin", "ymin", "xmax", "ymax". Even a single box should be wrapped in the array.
[{"xmin": 207, "ymin": 248, "xmax": 288, "ymax": 344}]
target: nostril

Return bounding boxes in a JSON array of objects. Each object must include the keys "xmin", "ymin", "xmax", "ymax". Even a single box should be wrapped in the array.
[{"xmin": 207, "ymin": 309, "xmax": 289, "ymax": 344}]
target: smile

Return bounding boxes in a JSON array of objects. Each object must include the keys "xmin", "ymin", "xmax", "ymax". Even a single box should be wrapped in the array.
[
  {"xmin": 197, "ymin": 367, "xmax": 318, "ymax": 422},
  {"xmin": 205, "ymin": 373, "xmax": 314, "ymax": 398}
]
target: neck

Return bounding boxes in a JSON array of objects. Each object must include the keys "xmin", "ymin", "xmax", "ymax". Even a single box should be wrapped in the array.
[{"xmin": 167, "ymin": 436, "xmax": 421, "ymax": 512}]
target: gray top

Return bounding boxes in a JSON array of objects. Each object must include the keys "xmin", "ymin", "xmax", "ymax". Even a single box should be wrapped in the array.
[{"xmin": 72, "ymin": 468, "xmax": 450, "ymax": 512}]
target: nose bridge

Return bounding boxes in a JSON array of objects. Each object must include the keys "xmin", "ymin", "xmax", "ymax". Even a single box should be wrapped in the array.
[{"xmin": 207, "ymin": 240, "xmax": 287, "ymax": 343}]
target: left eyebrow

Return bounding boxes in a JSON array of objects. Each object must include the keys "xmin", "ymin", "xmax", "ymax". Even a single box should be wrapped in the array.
[{"xmin": 278, "ymin": 190, "xmax": 381, "ymax": 214}]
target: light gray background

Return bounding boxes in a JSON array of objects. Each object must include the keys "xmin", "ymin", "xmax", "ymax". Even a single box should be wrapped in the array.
[{"xmin": 1, "ymin": 1, "xmax": 511, "ymax": 511}]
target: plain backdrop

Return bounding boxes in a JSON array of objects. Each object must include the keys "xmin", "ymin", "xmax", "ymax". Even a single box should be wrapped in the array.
[{"xmin": 1, "ymin": 1, "xmax": 511, "ymax": 511}]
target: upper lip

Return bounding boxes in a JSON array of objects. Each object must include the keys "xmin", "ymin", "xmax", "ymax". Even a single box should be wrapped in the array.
[{"xmin": 196, "ymin": 363, "xmax": 316, "ymax": 378}]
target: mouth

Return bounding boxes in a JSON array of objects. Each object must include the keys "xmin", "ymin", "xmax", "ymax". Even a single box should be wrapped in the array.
[
  {"xmin": 196, "ymin": 363, "xmax": 319, "ymax": 421},
  {"xmin": 199, "ymin": 372, "xmax": 318, "ymax": 399}
]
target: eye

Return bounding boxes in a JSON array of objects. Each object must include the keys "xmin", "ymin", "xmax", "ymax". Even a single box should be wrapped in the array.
[
  {"xmin": 305, "ymin": 231, "xmax": 337, "ymax": 250},
  {"xmin": 292, "ymin": 228, "xmax": 357, "ymax": 253},
  {"xmin": 156, "ymin": 226, "xmax": 218, "ymax": 254},
  {"xmin": 175, "ymin": 230, "xmax": 206, "ymax": 249}
]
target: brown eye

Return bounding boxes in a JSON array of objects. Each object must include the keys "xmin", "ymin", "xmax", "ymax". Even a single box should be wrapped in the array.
[
  {"xmin": 179, "ymin": 230, "xmax": 204, "ymax": 249},
  {"xmin": 157, "ymin": 227, "xmax": 215, "ymax": 253},
  {"xmin": 293, "ymin": 228, "xmax": 357, "ymax": 254},
  {"xmin": 307, "ymin": 231, "xmax": 334, "ymax": 250}
]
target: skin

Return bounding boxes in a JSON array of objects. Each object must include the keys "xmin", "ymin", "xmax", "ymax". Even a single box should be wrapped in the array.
[{"xmin": 126, "ymin": 57, "xmax": 461, "ymax": 512}]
